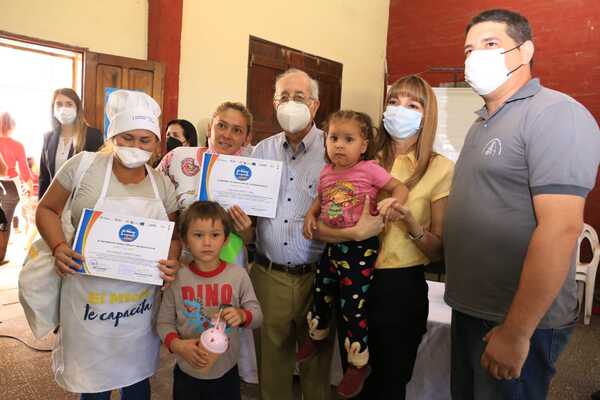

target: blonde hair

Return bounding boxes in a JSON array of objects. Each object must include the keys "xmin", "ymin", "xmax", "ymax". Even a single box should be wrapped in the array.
[
  {"xmin": 0, "ymin": 112, "xmax": 15, "ymax": 137},
  {"xmin": 211, "ymin": 102, "xmax": 254, "ymax": 136},
  {"xmin": 52, "ymin": 88, "xmax": 89, "ymax": 153},
  {"xmin": 376, "ymin": 75, "xmax": 438, "ymax": 188}
]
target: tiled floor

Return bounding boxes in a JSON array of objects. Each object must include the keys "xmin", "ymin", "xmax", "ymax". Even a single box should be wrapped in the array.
[{"xmin": 1, "ymin": 230, "xmax": 599, "ymax": 399}]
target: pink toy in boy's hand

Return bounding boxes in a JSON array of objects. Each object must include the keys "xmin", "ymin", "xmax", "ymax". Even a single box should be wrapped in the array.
[{"xmin": 200, "ymin": 320, "xmax": 229, "ymax": 354}]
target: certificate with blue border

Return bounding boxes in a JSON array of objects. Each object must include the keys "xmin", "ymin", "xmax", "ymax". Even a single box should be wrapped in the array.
[
  {"xmin": 72, "ymin": 208, "xmax": 175, "ymax": 285},
  {"xmin": 197, "ymin": 153, "xmax": 282, "ymax": 218}
]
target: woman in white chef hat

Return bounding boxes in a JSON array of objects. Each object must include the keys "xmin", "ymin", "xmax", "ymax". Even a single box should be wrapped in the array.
[{"xmin": 36, "ymin": 89, "xmax": 180, "ymax": 399}]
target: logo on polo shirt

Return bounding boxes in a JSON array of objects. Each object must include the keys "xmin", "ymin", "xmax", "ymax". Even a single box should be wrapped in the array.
[{"xmin": 482, "ymin": 138, "xmax": 502, "ymax": 157}]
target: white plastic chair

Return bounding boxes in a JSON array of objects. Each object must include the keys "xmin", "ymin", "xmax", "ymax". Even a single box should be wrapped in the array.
[{"xmin": 576, "ymin": 223, "xmax": 600, "ymax": 325}]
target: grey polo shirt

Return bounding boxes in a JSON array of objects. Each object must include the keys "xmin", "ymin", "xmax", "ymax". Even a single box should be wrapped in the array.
[
  {"xmin": 252, "ymin": 124, "xmax": 326, "ymax": 266},
  {"xmin": 444, "ymin": 78, "xmax": 600, "ymax": 328}
]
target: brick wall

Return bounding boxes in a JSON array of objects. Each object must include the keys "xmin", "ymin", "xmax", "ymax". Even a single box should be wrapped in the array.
[{"xmin": 387, "ymin": 0, "xmax": 600, "ymax": 236}]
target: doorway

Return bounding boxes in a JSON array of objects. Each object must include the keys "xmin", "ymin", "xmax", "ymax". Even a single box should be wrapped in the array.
[{"xmin": 0, "ymin": 34, "xmax": 83, "ymax": 164}]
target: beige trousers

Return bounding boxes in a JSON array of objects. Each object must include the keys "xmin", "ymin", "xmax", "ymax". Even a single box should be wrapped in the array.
[{"xmin": 250, "ymin": 263, "xmax": 335, "ymax": 400}]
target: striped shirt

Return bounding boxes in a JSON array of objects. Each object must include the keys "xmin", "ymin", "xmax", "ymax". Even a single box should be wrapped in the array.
[{"xmin": 252, "ymin": 125, "xmax": 326, "ymax": 266}]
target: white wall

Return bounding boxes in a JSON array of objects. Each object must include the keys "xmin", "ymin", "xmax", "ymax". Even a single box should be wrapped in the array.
[
  {"xmin": 0, "ymin": 0, "xmax": 148, "ymax": 59},
  {"xmin": 179, "ymin": 0, "xmax": 390, "ymax": 142},
  {"xmin": 433, "ymin": 87, "xmax": 483, "ymax": 161}
]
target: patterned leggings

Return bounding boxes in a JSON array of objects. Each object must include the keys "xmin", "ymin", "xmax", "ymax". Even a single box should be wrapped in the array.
[{"xmin": 311, "ymin": 236, "xmax": 379, "ymax": 352}]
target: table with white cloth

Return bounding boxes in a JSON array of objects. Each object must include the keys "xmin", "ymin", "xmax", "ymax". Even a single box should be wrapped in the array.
[
  {"xmin": 238, "ymin": 280, "xmax": 452, "ymax": 399},
  {"xmin": 406, "ymin": 280, "xmax": 452, "ymax": 400}
]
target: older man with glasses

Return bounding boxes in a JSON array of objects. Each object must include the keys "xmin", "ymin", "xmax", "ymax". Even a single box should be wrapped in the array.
[{"xmin": 250, "ymin": 68, "xmax": 334, "ymax": 400}]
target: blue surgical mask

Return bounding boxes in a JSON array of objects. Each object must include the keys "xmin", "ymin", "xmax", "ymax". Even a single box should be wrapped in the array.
[{"xmin": 383, "ymin": 105, "xmax": 422, "ymax": 140}]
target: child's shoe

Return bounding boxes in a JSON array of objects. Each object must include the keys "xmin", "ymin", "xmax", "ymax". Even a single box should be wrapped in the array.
[
  {"xmin": 336, "ymin": 339, "xmax": 370, "ymax": 398},
  {"xmin": 296, "ymin": 312, "xmax": 329, "ymax": 363},
  {"xmin": 336, "ymin": 365, "xmax": 371, "ymax": 398},
  {"xmin": 296, "ymin": 337, "xmax": 319, "ymax": 363}
]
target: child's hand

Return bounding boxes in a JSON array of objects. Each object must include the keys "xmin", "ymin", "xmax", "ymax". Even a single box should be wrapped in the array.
[
  {"xmin": 158, "ymin": 259, "xmax": 181, "ymax": 289},
  {"xmin": 377, "ymin": 198, "xmax": 401, "ymax": 221},
  {"xmin": 378, "ymin": 200, "xmax": 419, "ymax": 230},
  {"xmin": 303, "ymin": 213, "xmax": 318, "ymax": 240},
  {"xmin": 172, "ymin": 338, "xmax": 209, "ymax": 369},
  {"xmin": 222, "ymin": 307, "xmax": 246, "ymax": 327}
]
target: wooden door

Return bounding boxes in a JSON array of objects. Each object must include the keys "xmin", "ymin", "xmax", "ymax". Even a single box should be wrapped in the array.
[
  {"xmin": 83, "ymin": 51, "xmax": 165, "ymax": 142},
  {"xmin": 247, "ymin": 37, "xmax": 343, "ymax": 144}
]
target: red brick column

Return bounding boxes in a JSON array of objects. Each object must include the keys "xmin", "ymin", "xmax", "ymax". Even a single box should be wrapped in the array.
[{"xmin": 148, "ymin": 0, "xmax": 183, "ymax": 147}]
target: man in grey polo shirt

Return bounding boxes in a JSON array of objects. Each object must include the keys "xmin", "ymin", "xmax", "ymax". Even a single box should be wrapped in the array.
[
  {"xmin": 250, "ymin": 68, "xmax": 333, "ymax": 400},
  {"xmin": 444, "ymin": 9, "xmax": 600, "ymax": 399}
]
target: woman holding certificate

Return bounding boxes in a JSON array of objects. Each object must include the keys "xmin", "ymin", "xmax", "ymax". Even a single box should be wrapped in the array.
[
  {"xmin": 36, "ymin": 90, "xmax": 180, "ymax": 399},
  {"xmin": 157, "ymin": 101, "xmax": 254, "ymax": 249}
]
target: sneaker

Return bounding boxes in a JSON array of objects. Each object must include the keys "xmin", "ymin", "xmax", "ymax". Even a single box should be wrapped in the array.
[
  {"xmin": 336, "ymin": 365, "xmax": 371, "ymax": 399},
  {"xmin": 296, "ymin": 337, "xmax": 320, "ymax": 363}
]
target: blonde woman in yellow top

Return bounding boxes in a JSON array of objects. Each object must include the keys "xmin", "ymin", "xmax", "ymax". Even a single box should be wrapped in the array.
[{"xmin": 315, "ymin": 75, "xmax": 454, "ymax": 399}]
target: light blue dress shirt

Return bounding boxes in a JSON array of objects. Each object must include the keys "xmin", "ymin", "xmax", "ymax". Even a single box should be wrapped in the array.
[{"xmin": 252, "ymin": 124, "xmax": 326, "ymax": 266}]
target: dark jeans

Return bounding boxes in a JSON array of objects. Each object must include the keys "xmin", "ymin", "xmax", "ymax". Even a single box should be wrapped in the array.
[
  {"xmin": 356, "ymin": 266, "xmax": 429, "ymax": 400},
  {"xmin": 80, "ymin": 378, "xmax": 150, "ymax": 400},
  {"xmin": 173, "ymin": 364, "xmax": 241, "ymax": 400},
  {"xmin": 0, "ymin": 179, "xmax": 19, "ymax": 226},
  {"xmin": 451, "ymin": 310, "xmax": 574, "ymax": 400}
]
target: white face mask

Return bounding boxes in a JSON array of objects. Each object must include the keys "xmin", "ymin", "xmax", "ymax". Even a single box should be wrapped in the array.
[
  {"xmin": 54, "ymin": 106, "xmax": 77, "ymax": 125},
  {"xmin": 276, "ymin": 101, "xmax": 311, "ymax": 133},
  {"xmin": 383, "ymin": 105, "xmax": 423, "ymax": 140},
  {"xmin": 464, "ymin": 46, "xmax": 523, "ymax": 96},
  {"xmin": 114, "ymin": 145, "xmax": 152, "ymax": 168}
]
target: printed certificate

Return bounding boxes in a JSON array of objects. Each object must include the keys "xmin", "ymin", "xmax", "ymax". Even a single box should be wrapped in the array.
[
  {"xmin": 197, "ymin": 153, "xmax": 283, "ymax": 218},
  {"xmin": 72, "ymin": 208, "xmax": 174, "ymax": 285}
]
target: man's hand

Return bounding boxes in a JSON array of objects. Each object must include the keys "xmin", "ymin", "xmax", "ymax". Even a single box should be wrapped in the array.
[
  {"xmin": 480, "ymin": 324, "xmax": 530, "ymax": 380},
  {"xmin": 171, "ymin": 338, "xmax": 209, "ymax": 369}
]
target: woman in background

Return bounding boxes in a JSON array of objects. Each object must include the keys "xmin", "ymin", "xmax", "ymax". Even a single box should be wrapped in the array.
[
  {"xmin": 165, "ymin": 119, "xmax": 198, "ymax": 152},
  {"xmin": 39, "ymin": 88, "xmax": 103, "ymax": 199},
  {"xmin": 0, "ymin": 111, "xmax": 33, "ymax": 262},
  {"xmin": 0, "ymin": 152, "xmax": 8, "ymax": 264}
]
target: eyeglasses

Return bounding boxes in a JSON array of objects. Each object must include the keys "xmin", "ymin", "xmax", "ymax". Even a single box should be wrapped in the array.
[{"xmin": 273, "ymin": 94, "xmax": 313, "ymax": 105}]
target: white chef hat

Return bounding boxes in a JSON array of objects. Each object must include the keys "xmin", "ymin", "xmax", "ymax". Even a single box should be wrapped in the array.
[{"xmin": 106, "ymin": 89, "xmax": 161, "ymax": 140}]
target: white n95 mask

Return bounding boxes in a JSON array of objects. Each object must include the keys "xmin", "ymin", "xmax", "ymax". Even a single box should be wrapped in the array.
[
  {"xmin": 276, "ymin": 101, "xmax": 311, "ymax": 133},
  {"xmin": 464, "ymin": 45, "xmax": 524, "ymax": 95},
  {"xmin": 114, "ymin": 146, "xmax": 152, "ymax": 168}
]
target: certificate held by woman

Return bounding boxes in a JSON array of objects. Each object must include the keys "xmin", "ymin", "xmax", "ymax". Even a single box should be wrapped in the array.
[{"xmin": 72, "ymin": 208, "xmax": 174, "ymax": 285}]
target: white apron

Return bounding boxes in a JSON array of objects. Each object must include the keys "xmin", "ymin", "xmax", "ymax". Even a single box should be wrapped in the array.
[{"xmin": 53, "ymin": 156, "xmax": 169, "ymax": 393}]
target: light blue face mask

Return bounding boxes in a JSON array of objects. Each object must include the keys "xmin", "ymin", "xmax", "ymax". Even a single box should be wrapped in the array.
[{"xmin": 382, "ymin": 105, "xmax": 423, "ymax": 140}]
